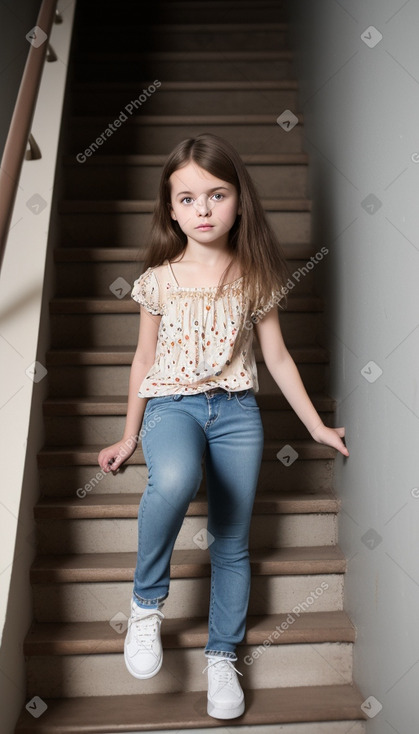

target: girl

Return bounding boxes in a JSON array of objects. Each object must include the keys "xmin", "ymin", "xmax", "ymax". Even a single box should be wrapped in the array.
[{"xmin": 98, "ymin": 133, "xmax": 349, "ymax": 720}]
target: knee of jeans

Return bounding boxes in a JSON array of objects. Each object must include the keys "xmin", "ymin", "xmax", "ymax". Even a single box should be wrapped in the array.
[{"xmin": 154, "ymin": 462, "xmax": 202, "ymax": 500}]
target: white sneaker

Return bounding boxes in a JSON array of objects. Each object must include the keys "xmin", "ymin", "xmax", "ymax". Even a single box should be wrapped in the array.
[
  {"xmin": 203, "ymin": 655, "xmax": 245, "ymax": 719},
  {"xmin": 124, "ymin": 600, "xmax": 164, "ymax": 679}
]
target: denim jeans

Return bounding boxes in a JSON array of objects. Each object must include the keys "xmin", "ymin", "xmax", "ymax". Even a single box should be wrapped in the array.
[{"xmin": 132, "ymin": 387, "xmax": 264, "ymax": 662}]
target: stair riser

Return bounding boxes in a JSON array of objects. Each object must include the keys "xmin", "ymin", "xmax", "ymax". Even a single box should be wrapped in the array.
[
  {"xmin": 54, "ymin": 258, "xmax": 316, "ymax": 296},
  {"xmin": 63, "ymin": 164, "xmax": 308, "ymax": 200},
  {"xmin": 42, "ymin": 408, "xmax": 332, "ymax": 445},
  {"xmin": 81, "ymin": 725, "xmax": 366, "ymax": 734},
  {"xmin": 49, "ymin": 313, "xmax": 318, "ymax": 348},
  {"xmin": 32, "ymin": 575, "xmax": 344, "ymax": 622},
  {"xmin": 36, "ymin": 515, "xmax": 337, "ymax": 554},
  {"xmin": 67, "ymin": 123, "xmax": 305, "ymax": 155},
  {"xmin": 38, "ymin": 460, "xmax": 336, "ymax": 497},
  {"xmin": 76, "ymin": 57, "xmax": 292, "ymax": 83},
  {"xmin": 76, "ymin": 2, "xmax": 289, "ymax": 25},
  {"xmin": 71, "ymin": 89, "xmax": 298, "ymax": 116},
  {"xmin": 75, "ymin": 29, "xmax": 289, "ymax": 54},
  {"xmin": 58, "ymin": 211, "xmax": 311, "ymax": 247},
  {"xmin": 66, "ymin": 725, "xmax": 365, "ymax": 734},
  {"xmin": 45, "ymin": 364, "xmax": 326, "ymax": 398},
  {"xmin": 26, "ymin": 642, "xmax": 353, "ymax": 698}
]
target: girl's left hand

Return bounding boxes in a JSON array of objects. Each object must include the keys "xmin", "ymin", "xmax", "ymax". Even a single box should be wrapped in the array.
[{"xmin": 310, "ymin": 424, "xmax": 349, "ymax": 457}]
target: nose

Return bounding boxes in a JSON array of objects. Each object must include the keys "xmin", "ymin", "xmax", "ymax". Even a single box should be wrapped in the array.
[{"xmin": 193, "ymin": 193, "xmax": 213, "ymax": 216}]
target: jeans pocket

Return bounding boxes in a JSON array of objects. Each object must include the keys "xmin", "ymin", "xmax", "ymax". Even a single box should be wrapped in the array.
[{"xmin": 234, "ymin": 389, "xmax": 260, "ymax": 411}]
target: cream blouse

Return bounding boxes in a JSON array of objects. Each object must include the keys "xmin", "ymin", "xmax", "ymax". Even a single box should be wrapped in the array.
[{"xmin": 131, "ymin": 260, "xmax": 277, "ymax": 398}]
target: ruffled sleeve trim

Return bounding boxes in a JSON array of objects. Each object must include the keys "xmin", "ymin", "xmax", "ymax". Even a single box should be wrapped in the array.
[{"xmin": 131, "ymin": 268, "xmax": 163, "ymax": 315}]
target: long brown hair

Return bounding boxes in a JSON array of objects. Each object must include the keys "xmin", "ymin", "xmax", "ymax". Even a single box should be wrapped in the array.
[{"xmin": 141, "ymin": 133, "xmax": 290, "ymax": 316}]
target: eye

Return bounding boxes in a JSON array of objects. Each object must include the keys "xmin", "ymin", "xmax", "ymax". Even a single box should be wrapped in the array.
[
  {"xmin": 180, "ymin": 196, "xmax": 193, "ymax": 205},
  {"xmin": 212, "ymin": 193, "xmax": 224, "ymax": 201}
]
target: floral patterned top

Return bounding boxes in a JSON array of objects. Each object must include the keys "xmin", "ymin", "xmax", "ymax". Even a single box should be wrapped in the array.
[{"xmin": 131, "ymin": 260, "xmax": 276, "ymax": 397}]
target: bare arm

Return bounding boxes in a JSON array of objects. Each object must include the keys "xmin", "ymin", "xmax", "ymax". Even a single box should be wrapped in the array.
[
  {"xmin": 255, "ymin": 307, "xmax": 349, "ymax": 456},
  {"xmin": 98, "ymin": 307, "xmax": 161, "ymax": 472}
]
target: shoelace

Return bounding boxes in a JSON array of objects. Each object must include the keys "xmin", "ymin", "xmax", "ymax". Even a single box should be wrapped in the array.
[
  {"xmin": 202, "ymin": 657, "xmax": 243, "ymax": 686},
  {"xmin": 130, "ymin": 612, "xmax": 163, "ymax": 649}
]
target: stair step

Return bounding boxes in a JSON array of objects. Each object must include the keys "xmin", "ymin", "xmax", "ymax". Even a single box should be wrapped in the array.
[
  {"xmin": 34, "ymin": 490, "xmax": 340, "ymax": 519},
  {"xmin": 76, "ymin": 50, "xmax": 294, "ymax": 83},
  {"xmin": 69, "ymin": 112, "xmax": 303, "ymax": 125},
  {"xmin": 30, "ymin": 546, "xmax": 346, "ymax": 584},
  {"xmin": 14, "ymin": 684, "xmax": 366, "ymax": 732},
  {"xmin": 73, "ymin": 79, "xmax": 298, "ymax": 96},
  {"xmin": 53, "ymin": 243, "xmax": 315, "ymax": 260},
  {"xmin": 67, "ymin": 113, "xmax": 305, "ymax": 156},
  {"xmin": 72, "ymin": 87, "xmax": 298, "ymax": 116},
  {"xmin": 74, "ymin": 0, "xmax": 290, "ymax": 26},
  {"xmin": 37, "ymin": 440, "xmax": 336, "ymax": 467},
  {"xmin": 64, "ymin": 153, "xmax": 308, "ymax": 166},
  {"xmin": 24, "ymin": 611, "xmax": 355, "ymax": 655},
  {"xmin": 34, "ymin": 492, "xmax": 339, "ymax": 554},
  {"xmin": 42, "ymin": 392, "xmax": 334, "ymax": 415},
  {"xmin": 79, "ymin": 50, "xmax": 294, "ymax": 63},
  {"xmin": 73, "ymin": 24, "xmax": 290, "ymax": 53},
  {"xmin": 45, "ymin": 344, "xmax": 329, "ymax": 366},
  {"xmin": 49, "ymin": 294, "xmax": 321, "ymax": 314},
  {"xmin": 58, "ymin": 198, "xmax": 311, "ymax": 213},
  {"xmin": 63, "ymin": 155, "xmax": 309, "ymax": 199},
  {"xmin": 58, "ymin": 210, "xmax": 311, "ymax": 248}
]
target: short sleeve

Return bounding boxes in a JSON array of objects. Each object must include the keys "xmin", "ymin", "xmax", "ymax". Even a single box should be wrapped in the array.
[
  {"xmin": 131, "ymin": 268, "xmax": 163, "ymax": 315},
  {"xmin": 250, "ymin": 287, "xmax": 285, "ymax": 321}
]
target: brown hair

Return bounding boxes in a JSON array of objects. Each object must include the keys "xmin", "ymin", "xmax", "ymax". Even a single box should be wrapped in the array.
[{"xmin": 141, "ymin": 133, "xmax": 290, "ymax": 316}]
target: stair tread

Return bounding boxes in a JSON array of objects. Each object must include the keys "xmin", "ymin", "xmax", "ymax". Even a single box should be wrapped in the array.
[
  {"xmin": 53, "ymin": 243, "xmax": 315, "ymax": 261},
  {"xmin": 58, "ymin": 198, "xmax": 312, "ymax": 213},
  {"xmin": 34, "ymin": 490, "xmax": 340, "ymax": 518},
  {"xmin": 24, "ymin": 611, "xmax": 355, "ymax": 655},
  {"xmin": 30, "ymin": 545, "xmax": 346, "ymax": 583},
  {"xmin": 49, "ymin": 294, "xmax": 321, "ymax": 313},
  {"xmin": 63, "ymin": 152, "xmax": 309, "ymax": 166},
  {"xmin": 42, "ymin": 392, "xmax": 334, "ymax": 414},
  {"xmin": 14, "ymin": 684, "xmax": 366, "ymax": 731},
  {"xmin": 74, "ymin": 79, "xmax": 297, "ymax": 91},
  {"xmin": 78, "ymin": 22, "xmax": 290, "ymax": 33},
  {"xmin": 46, "ymin": 344, "xmax": 329, "ymax": 365},
  {"xmin": 37, "ymin": 440, "xmax": 337, "ymax": 466},
  {"xmin": 80, "ymin": 49, "xmax": 294, "ymax": 61},
  {"xmin": 69, "ymin": 112, "xmax": 303, "ymax": 125}
]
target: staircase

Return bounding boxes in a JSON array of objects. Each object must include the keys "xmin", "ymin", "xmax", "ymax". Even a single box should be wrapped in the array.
[{"xmin": 15, "ymin": 1, "xmax": 367, "ymax": 731}]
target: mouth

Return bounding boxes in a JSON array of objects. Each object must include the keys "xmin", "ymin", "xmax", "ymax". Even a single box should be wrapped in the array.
[{"xmin": 195, "ymin": 224, "xmax": 214, "ymax": 230}]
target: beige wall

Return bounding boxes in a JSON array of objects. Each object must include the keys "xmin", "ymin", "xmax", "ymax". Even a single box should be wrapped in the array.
[
  {"xmin": 289, "ymin": 1, "xmax": 419, "ymax": 731},
  {"xmin": 0, "ymin": 3, "xmax": 76, "ymax": 731}
]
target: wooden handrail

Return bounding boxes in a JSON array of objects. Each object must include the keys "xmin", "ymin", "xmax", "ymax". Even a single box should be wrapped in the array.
[{"xmin": 0, "ymin": 0, "xmax": 58, "ymax": 271}]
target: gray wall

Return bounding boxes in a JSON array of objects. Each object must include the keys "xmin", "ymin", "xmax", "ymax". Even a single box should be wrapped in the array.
[
  {"xmin": 289, "ymin": 1, "xmax": 419, "ymax": 731},
  {"xmin": 0, "ymin": 1, "xmax": 42, "ymax": 158}
]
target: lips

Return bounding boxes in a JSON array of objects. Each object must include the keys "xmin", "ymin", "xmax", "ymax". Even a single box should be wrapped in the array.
[{"xmin": 196, "ymin": 225, "xmax": 213, "ymax": 229}]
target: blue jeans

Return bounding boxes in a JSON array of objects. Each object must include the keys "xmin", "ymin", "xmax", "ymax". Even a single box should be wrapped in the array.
[{"xmin": 132, "ymin": 387, "xmax": 264, "ymax": 662}]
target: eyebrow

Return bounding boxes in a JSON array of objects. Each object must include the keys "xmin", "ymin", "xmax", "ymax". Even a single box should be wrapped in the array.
[{"xmin": 175, "ymin": 186, "xmax": 230, "ymax": 198}]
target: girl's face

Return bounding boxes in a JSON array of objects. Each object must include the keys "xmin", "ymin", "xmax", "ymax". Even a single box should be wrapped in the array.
[{"xmin": 169, "ymin": 162, "xmax": 241, "ymax": 247}]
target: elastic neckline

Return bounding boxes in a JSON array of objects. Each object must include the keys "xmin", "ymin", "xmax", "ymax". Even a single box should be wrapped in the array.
[{"xmin": 166, "ymin": 260, "xmax": 243, "ymax": 291}]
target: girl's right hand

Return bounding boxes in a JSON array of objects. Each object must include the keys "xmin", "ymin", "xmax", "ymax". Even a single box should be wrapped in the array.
[{"xmin": 98, "ymin": 437, "xmax": 138, "ymax": 473}]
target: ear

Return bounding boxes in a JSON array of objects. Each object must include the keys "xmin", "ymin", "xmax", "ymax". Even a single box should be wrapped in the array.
[{"xmin": 168, "ymin": 202, "xmax": 176, "ymax": 221}]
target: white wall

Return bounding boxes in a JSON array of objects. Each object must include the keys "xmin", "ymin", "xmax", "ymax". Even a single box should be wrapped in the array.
[{"xmin": 289, "ymin": 1, "xmax": 419, "ymax": 731}]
